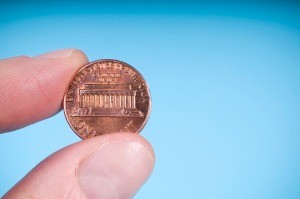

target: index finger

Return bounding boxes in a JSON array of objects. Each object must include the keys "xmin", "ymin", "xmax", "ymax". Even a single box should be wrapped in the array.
[{"xmin": 0, "ymin": 49, "xmax": 88, "ymax": 133}]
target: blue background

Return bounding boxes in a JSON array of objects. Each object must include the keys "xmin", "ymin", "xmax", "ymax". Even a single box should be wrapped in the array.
[{"xmin": 1, "ymin": 1, "xmax": 300, "ymax": 198}]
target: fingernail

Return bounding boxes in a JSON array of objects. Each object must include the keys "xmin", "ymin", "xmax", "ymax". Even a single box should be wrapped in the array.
[
  {"xmin": 34, "ymin": 49, "xmax": 75, "ymax": 59},
  {"xmin": 78, "ymin": 141, "xmax": 154, "ymax": 199}
]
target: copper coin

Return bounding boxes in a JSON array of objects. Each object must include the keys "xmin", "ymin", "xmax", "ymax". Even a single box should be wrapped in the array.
[{"xmin": 63, "ymin": 59, "xmax": 151, "ymax": 139}]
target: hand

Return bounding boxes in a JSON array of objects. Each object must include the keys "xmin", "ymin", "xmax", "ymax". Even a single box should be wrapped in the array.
[{"xmin": 1, "ymin": 49, "xmax": 155, "ymax": 199}]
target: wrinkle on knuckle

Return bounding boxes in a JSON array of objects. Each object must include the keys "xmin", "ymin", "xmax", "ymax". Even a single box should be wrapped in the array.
[{"xmin": 64, "ymin": 181, "xmax": 87, "ymax": 199}]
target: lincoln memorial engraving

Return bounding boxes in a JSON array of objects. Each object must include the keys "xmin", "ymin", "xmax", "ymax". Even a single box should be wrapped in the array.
[{"xmin": 71, "ymin": 84, "xmax": 144, "ymax": 117}]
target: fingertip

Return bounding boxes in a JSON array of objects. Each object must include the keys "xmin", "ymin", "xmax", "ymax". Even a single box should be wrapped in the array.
[
  {"xmin": 98, "ymin": 132, "xmax": 155, "ymax": 164},
  {"xmin": 69, "ymin": 49, "xmax": 89, "ymax": 64},
  {"xmin": 0, "ymin": 49, "xmax": 89, "ymax": 133},
  {"xmin": 33, "ymin": 48, "xmax": 89, "ymax": 69},
  {"xmin": 78, "ymin": 133, "xmax": 155, "ymax": 199},
  {"xmin": 34, "ymin": 48, "xmax": 88, "ymax": 61}
]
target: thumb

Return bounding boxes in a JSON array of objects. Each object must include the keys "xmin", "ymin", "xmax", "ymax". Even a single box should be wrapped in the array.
[{"xmin": 3, "ymin": 133, "xmax": 155, "ymax": 199}]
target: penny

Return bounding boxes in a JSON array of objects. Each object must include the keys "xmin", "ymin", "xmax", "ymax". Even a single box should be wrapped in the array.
[{"xmin": 63, "ymin": 59, "xmax": 151, "ymax": 139}]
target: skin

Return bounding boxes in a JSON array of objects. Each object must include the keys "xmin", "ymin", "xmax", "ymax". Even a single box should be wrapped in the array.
[{"xmin": 0, "ymin": 49, "xmax": 155, "ymax": 199}]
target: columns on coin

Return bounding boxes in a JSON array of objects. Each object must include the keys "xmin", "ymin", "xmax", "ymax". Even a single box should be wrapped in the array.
[
  {"xmin": 79, "ymin": 91, "xmax": 137, "ymax": 109},
  {"xmin": 80, "ymin": 94, "xmax": 83, "ymax": 107},
  {"xmin": 103, "ymin": 95, "xmax": 106, "ymax": 108},
  {"xmin": 99, "ymin": 94, "xmax": 103, "ymax": 108},
  {"xmin": 128, "ymin": 95, "xmax": 131, "ymax": 108},
  {"xmin": 90, "ymin": 94, "xmax": 93, "ymax": 107},
  {"xmin": 124, "ymin": 95, "xmax": 127, "ymax": 108},
  {"xmin": 85, "ymin": 94, "xmax": 88, "ymax": 107},
  {"xmin": 89, "ymin": 95, "xmax": 91, "ymax": 107},
  {"xmin": 114, "ymin": 95, "xmax": 117, "ymax": 108},
  {"xmin": 82, "ymin": 94, "xmax": 85, "ymax": 107},
  {"xmin": 132, "ymin": 93, "xmax": 136, "ymax": 108},
  {"xmin": 86, "ymin": 94, "xmax": 89, "ymax": 107},
  {"xmin": 95, "ymin": 94, "xmax": 98, "ymax": 107}
]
